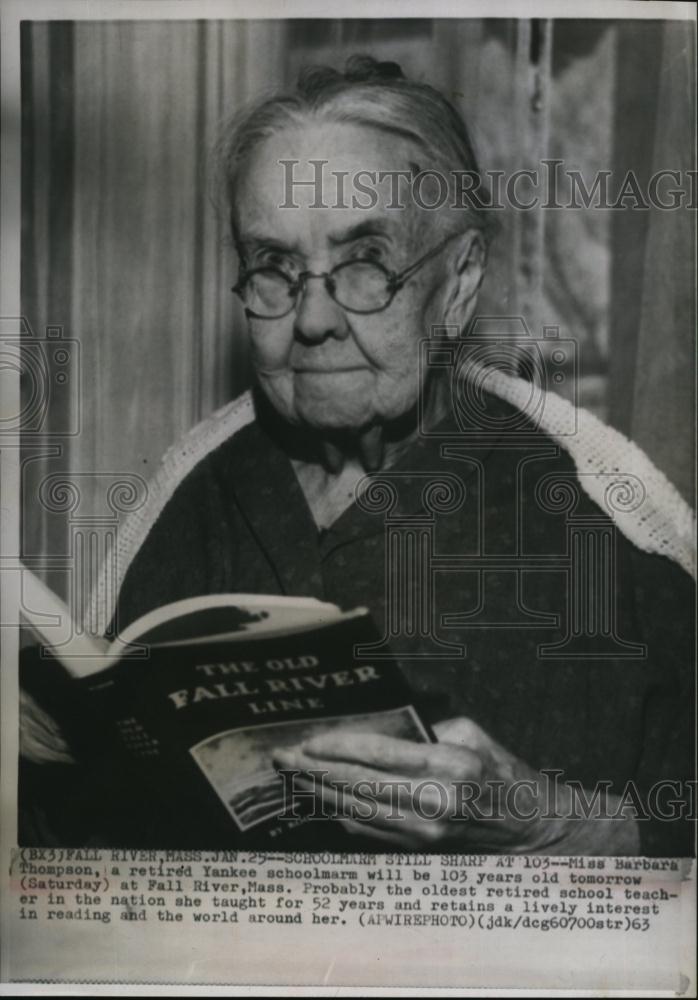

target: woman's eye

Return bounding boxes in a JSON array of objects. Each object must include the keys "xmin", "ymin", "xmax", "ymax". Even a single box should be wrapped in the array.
[
  {"xmin": 350, "ymin": 242, "xmax": 387, "ymax": 264},
  {"xmin": 258, "ymin": 251, "xmax": 296, "ymax": 273}
]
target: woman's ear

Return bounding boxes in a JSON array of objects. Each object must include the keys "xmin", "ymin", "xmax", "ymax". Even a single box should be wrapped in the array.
[{"xmin": 442, "ymin": 229, "xmax": 487, "ymax": 334}]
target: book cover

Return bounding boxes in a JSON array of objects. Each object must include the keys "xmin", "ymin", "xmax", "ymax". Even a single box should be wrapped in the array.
[{"xmin": 19, "ymin": 579, "xmax": 433, "ymax": 849}]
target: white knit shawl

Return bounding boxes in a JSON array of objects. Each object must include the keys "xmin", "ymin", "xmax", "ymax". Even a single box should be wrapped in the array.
[{"xmin": 86, "ymin": 366, "xmax": 696, "ymax": 637}]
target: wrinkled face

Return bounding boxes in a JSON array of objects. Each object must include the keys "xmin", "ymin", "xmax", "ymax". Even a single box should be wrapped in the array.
[{"xmin": 234, "ymin": 121, "xmax": 455, "ymax": 433}]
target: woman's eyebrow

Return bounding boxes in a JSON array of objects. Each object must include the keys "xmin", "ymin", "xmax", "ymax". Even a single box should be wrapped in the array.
[
  {"xmin": 327, "ymin": 220, "xmax": 394, "ymax": 247},
  {"xmin": 237, "ymin": 220, "xmax": 394, "ymax": 257},
  {"xmin": 237, "ymin": 234, "xmax": 298, "ymax": 255}
]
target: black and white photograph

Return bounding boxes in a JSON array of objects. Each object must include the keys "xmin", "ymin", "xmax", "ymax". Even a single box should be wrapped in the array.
[{"xmin": 1, "ymin": 0, "xmax": 695, "ymax": 992}]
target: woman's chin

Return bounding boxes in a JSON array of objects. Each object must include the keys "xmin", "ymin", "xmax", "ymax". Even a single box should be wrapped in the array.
[
  {"xmin": 257, "ymin": 372, "xmax": 417, "ymax": 435},
  {"xmin": 292, "ymin": 387, "xmax": 376, "ymax": 432},
  {"xmin": 295, "ymin": 405, "xmax": 374, "ymax": 434}
]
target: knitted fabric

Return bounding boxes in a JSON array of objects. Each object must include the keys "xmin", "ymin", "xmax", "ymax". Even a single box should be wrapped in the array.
[{"xmin": 85, "ymin": 367, "xmax": 696, "ymax": 636}]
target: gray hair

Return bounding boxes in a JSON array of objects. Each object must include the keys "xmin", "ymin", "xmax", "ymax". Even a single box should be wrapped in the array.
[{"xmin": 213, "ymin": 54, "xmax": 494, "ymax": 243}]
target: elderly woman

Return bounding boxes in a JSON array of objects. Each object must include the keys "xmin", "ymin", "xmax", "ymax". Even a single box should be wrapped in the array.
[{"xmin": 23, "ymin": 57, "xmax": 695, "ymax": 855}]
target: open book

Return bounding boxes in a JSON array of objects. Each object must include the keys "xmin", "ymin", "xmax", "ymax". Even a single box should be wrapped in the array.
[{"xmin": 19, "ymin": 570, "xmax": 433, "ymax": 848}]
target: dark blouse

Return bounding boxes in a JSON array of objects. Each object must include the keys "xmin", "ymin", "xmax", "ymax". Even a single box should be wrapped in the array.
[{"xmin": 109, "ymin": 390, "xmax": 695, "ymax": 856}]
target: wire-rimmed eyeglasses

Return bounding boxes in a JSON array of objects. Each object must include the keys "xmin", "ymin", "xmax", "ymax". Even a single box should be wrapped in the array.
[{"xmin": 232, "ymin": 232, "xmax": 461, "ymax": 320}]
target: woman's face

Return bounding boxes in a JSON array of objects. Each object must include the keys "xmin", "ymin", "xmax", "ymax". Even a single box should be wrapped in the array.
[{"xmin": 234, "ymin": 121, "xmax": 466, "ymax": 433}]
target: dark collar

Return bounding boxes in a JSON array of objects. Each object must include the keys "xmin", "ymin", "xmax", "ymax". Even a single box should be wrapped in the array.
[{"xmin": 218, "ymin": 384, "xmax": 538, "ymax": 592}]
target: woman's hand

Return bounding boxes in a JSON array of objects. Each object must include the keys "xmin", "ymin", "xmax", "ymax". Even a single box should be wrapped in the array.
[
  {"xmin": 20, "ymin": 689, "xmax": 75, "ymax": 765},
  {"xmin": 274, "ymin": 717, "xmax": 639, "ymax": 854}
]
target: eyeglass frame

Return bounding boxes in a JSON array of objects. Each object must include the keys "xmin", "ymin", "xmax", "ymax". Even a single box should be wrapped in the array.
[{"xmin": 231, "ymin": 230, "xmax": 465, "ymax": 320}]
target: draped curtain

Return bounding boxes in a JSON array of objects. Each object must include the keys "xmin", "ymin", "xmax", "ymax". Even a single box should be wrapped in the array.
[
  {"xmin": 21, "ymin": 20, "xmax": 288, "ymax": 598},
  {"xmin": 21, "ymin": 18, "xmax": 694, "ymax": 605},
  {"xmin": 612, "ymin": 21, "xmax": 695, "ymax": 505}
]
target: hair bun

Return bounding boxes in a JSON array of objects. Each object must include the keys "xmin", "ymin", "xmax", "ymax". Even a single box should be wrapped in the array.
[
  {"xmin": 344, "ymin": 55, "xmax": 406, "ymax": 83},
  {"xmin": 297, "ymin": 64, "xmax": 343, "ymax": 99}
]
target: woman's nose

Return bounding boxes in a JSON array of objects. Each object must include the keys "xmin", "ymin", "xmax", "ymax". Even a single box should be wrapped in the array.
[{"xmin": 293, "ymin": 274, "xmax": 350, "ymax": 343}]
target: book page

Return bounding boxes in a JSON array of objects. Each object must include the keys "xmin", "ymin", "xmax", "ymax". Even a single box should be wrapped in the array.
[
  {"xmin": 1, "ymin": 0, "xmax": 695, "ymax": 995},
  {"xmin": 115, "ymin": 593, "xmax": 352, "ymax": 649}
]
